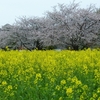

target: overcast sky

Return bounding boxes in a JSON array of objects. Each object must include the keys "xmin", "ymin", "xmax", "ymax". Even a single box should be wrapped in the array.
[{"xmin": 0, "ymin": 0, "xmax": 100, "ymax": 27}]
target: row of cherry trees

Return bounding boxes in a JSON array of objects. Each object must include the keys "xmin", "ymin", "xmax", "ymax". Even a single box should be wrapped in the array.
[{"xmin": 0, "ymin": 2, "xmax": 100, "ymax": 50}]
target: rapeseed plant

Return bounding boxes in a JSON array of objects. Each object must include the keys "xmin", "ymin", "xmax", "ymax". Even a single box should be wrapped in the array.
[
  {"xmin": 0, "ymin": 49, "xmax": 100, "ymax": 99},
  {"xmin": 66, "ymin": 87, "xmax": 73, "ymax": 94},
  {"xmin": 60, "ymin": 79, "xmax": 66, "ymax": 85},
  {"xmin": 2, "ymin": 81, "xmax": 7, "ymax": 86}
]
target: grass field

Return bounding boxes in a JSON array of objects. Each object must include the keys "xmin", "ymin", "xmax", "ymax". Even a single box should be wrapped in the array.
[{"xmin": 0, "ymin": 49, "xmax": 100, "ymax": 100}]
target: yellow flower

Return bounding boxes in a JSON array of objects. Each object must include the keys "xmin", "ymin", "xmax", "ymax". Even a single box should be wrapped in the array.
[
  {"xmin": 90, "ymin": 97, "xmax": 95, "ymax": 100},
  {"xmin": 82, "ymin": 85, "xmax": 88, "ymax": 91},
  {"xmin": 66, "ymin": 87, "xmax": 73, "ymax": 94},
  {"xmin": 4, "ymin": 85, "xmax": 13, "ymax": 93},
  {"xmin": 93, "ymin": 93, "xmax": 98, "ymax": 98},
  {"xmin": 80, "ymin": 95, "xmax": 84, "ymax": 100},
  {"xmin": 59, "ymin": 97, "xmax": 63, "ymax": 100},
  {"xmin": 97, "ymin": 88, "xmax": 100, "ymax": 93},
  {"xmin": 76, "ymin": 80, "xmax": 82, "ymax": 86},
  {"xmin": 50, "ymin": 78, "xmax": 55, "ymax": 83},
  {"xmin": 2, "ymin": 81, "xmax": 7, "ymax": 85},
  {"xmin": 10, "ymin": 92, "xmax": 14, "ymax": 96},
  {"xmin": 36, "ymin": 73, "xmax": 41, "ymax": 79},
  {"xmin": 55, "ymin": 85, "xmax": 61, "ymax": 91},
  {"xmin": 8, "ymin": 85, "xmax": 13, "ymax": 90},
  {"xmin": 60, "ymin": 79, "xmax": 66, "ymax": 85}
]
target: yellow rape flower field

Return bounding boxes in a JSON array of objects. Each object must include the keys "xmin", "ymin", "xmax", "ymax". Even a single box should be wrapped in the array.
[{"xmin": 0, "ymin": 49, "xmax": 100, "ymax": 100}]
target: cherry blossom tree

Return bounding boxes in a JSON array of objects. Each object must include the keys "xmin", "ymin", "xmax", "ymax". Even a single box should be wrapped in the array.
[
  {"xmin": 7, "ymin": 17, "xmax": 45, "ymax": 50},
  {"xmin": 44, "ymin": 3, "xmax": 100, "ymax": 50},
  {"xmin": 0, "ymin": 2, "xmax": 100, "ymax": 50}
]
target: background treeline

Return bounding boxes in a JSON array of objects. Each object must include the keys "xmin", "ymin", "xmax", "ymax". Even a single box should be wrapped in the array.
[{"xmin": 0, "ymin": 2, "xmax": 100, "ymax": 50}]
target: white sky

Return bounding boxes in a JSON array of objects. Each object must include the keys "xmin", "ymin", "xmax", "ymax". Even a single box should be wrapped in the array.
[{"xmin": 0, "ymin": 0, "xmax": 100, "ymax": 27}]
